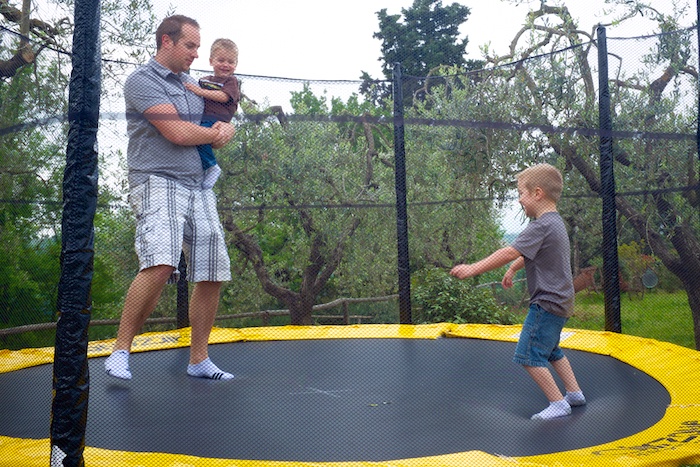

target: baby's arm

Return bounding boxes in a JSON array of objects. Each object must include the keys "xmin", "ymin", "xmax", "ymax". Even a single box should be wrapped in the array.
[{"xmin": 184, "ymin": 83, "xmax": 230, "ymax": 103}]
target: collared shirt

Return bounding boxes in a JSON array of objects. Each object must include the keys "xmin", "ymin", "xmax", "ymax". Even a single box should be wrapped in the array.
[{"xmin": 125, "ymin": 58, "xmax": 204, "ymax": 189}]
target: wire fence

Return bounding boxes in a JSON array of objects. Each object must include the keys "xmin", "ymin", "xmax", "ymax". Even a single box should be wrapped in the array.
[{"xmin": 0, "ymin": 24, "xmax": 698, "ymax": 350}]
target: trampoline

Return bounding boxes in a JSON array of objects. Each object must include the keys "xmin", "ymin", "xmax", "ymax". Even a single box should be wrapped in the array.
[{"xmin": 1, "ymin": 323, "xmax": 700, "ymax": 467}]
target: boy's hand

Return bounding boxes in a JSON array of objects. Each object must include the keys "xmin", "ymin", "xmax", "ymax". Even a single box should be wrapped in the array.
[
  {"xmin": 450, "ymin": 264, "xmax": 475, "ymax": 280},
  {"xmin": 184, "ymin": 82, "xmax": 204, "ymax": 96},
  {"xmin": 502, "ymin": 269, "xmax": 516, "ymax": 289}
]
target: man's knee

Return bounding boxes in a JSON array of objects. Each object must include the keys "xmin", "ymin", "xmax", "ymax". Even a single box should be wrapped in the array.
[{"xmin": 140, "ymin": 264, "xmax": 177, "ymax": 283}]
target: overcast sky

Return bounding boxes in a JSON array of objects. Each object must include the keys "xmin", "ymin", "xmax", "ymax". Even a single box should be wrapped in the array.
[
  {"xmin": 151, "ymin": 0, "xmax": 681, "ymax": 80},
  {"xmin": 136, "ymin": 1, "xmax": 684, "ymax": 232}
]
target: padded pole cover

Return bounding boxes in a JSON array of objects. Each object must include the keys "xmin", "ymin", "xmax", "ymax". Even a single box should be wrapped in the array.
[{"xmin": 50, "ymin": 0, "xmax": 101, "ymax": 465}]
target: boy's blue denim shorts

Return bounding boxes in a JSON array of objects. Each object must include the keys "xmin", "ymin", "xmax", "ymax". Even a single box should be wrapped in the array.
[{"xmin": 513, "ymin": 303, "xmax": 568, "ymax": 367}]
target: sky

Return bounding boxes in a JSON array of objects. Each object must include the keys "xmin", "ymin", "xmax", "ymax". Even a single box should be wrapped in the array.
[
  {"xmin": 150, "ymin": 0, "xmax": 682, "ymax": 81},
  {"xmin": 146, "ymin": 0, "xmax": 683, "ymax": 233}
]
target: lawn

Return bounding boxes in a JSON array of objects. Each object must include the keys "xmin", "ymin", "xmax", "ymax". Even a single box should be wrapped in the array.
[{"xmin": 567, "ymin": 290, "xmax": 696, "ymax": 350}]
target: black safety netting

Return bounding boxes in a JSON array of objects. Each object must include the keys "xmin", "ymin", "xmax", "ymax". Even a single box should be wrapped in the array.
[
  {"xmin": 1, "ymin": 4, "xmax": 700, "ymax": 467},
  {"xmin": 0, "ymin": 20, "xmax": 698, "ymax": 350}
]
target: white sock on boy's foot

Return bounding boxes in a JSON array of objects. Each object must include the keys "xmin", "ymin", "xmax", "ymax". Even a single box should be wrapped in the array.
[
  {"xmin": 531, "ymin": 400, "xmax": 571, "ymax": 420},
  {"xmin": 202, "ymin": 164, "xmax": 222, "ymax": 189},
  {"xmin": 105, "ymin": 349, "xmax": 132, "ymax": 380},
  {"xmin": 187, "ymin": 358, "xmax": 233, "ymax": 380},
  {"xmin": 565, "ymin": 390, "xmax": 586, "ymax": 407}
]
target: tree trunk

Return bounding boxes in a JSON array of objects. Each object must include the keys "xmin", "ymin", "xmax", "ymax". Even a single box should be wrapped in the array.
[
  {"xmin": 287, "ymin": 298, "xmax": 314, "ymax": 326},
  {"xmin": 223, "ymin": 212, "xmax": 360, "ymax": 327},
  {"xmin": 682, "ymin": 276, "xmax": 700, "ymax": 349}
]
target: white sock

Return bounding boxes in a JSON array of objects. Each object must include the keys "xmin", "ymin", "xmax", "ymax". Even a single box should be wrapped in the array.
[
  {"xmin": 202, "ymin": 164, "xmax": 222, "ymax": 189},
  {"xmin": 565, "ymin": 390, "xmax": 586, "ymax": 406},
  {"xmin": 531, "ymin": 399, "xmax": 571, "ymax": 420},
  {"xmin": 187, "ymin": 358, "xmax": 233, "ymax": 380},
  {"xmin": 105, "ymin": 349, "xmax": 132, "ymax": 380}
]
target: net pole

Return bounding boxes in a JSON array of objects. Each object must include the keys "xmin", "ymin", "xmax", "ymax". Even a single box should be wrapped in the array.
[
  {"xmin": 697, "ymin": 0, "xmax": 700, "ymax": 165},
  {"xmin": 392, "ymin": 63, "xmax": 412, "ymax": 324},
  {"xmin": 596, "ymin": 25, "xmax": 622, "ymax": 333},
  {"xmin": 50, "ymin": 0, "xmax": 101, "ymax": 465}
]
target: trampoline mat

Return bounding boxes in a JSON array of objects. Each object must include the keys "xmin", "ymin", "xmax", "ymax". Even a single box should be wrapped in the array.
[{"xmin": 0, "ymin": 338, "xmax": 670, "ymax": 462}]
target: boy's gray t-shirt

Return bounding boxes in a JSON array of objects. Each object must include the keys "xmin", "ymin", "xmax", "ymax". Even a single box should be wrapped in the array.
[
  {"xmin": 511, "ymin": 211, "xmax": 575, "ymax": 318},
  {"xmin": 125, "ymin": 58, "xmax": 204, "ymax": 189}
]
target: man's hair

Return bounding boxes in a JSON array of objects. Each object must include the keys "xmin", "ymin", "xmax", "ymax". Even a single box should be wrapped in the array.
[
  {"xmin": 156, "ymin": 15, "xmax": 199, "ymax": 50},
  {"xmin": 210, "ymin": 38, "xmax": 239, "ymax": 66},
  {"xmin": 516, "ymin": 163, "xmax": 564, "ymax": 202}
]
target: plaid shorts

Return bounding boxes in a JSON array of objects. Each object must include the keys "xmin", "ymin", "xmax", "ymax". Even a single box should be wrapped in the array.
[{"xmin": 128, "ymin": 175, "xmax": 231, "ymax": 283}]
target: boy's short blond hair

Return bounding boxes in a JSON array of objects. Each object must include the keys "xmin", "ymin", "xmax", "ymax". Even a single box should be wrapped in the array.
[
  {"xmin": 516, "ymin": 163, "xmax": 564, "ymax": 202},
  {"xmin": 211, "ymin": 38, "xmax": 238, "ymax": 66}
]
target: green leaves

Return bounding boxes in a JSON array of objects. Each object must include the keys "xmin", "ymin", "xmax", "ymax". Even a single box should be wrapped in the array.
[
  {"xmin": 366, "ymin": 0, "xmax": 483, "ymax": 106},
  {"xmin": 412, "ymin": 267, "xmax": 517, "ymax": 325}
]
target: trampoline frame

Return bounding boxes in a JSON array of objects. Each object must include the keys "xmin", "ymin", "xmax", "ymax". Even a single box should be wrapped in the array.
[{"xmin": 1, "ymin": 323, "xmax": 700, "ymax": 467}]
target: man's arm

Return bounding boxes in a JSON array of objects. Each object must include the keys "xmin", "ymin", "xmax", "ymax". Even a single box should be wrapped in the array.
[{"xmin": 144, "ymin": 103, "xmax": 234, "ymax": 147}]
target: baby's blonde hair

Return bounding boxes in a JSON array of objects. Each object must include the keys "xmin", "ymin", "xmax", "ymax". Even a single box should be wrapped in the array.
[
  {"xmin": 516, "ymin": 163, "xmax": 563, "ymax": 202},
  {"xmin": 210, "ymin": 38, "xmax": 238, "ymax": 66}
]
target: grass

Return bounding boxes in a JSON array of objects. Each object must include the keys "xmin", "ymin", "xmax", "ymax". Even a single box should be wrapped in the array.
[{"xmin": 567, "ymin": 290, "xmax": 696, "ymax": 350}]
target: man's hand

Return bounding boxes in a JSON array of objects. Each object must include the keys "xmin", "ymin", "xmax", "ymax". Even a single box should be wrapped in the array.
[{"xmin": 212, "ymin": 121, "xmax": 235, "ymax": 149}]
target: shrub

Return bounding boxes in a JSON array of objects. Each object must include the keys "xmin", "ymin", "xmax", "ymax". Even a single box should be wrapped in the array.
[{"xmin": 411, "ymin": 268, "xmax": 517, "ymax": 325}]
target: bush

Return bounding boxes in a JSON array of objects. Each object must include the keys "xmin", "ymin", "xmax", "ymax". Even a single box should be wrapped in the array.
[{"xmin": 411, "ymin": 268, "xmax": 517, "ymax": 325}]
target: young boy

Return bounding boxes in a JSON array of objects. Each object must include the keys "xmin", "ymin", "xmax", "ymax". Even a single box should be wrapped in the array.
[
  {"xmin": 450, "ymin": 163, "xmax": 586, "ymax": 420},
  {"xmin": 185, "ymin": 38, "xmax": 240, "ymax": 189}
]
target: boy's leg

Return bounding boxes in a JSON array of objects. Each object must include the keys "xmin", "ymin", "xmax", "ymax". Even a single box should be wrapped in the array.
[
  {"xmin": 525, "ymin": 365, "xmax": 564, "ymax": 402},
  {"xmin": 552, "ymin": 356, "xmax": 586, "ymax": 406},
  {"xmin": 199, "ymin": 143, "xmax": 217, "ymax": 171},
  {"xmin": 202, "ymin": 163, "xmax": 221, "ymax": 190},
  {"xmin": 198, "ymin": 120, "xmax": 221, "ymax": 189},
  {"xmin": 514, "ymin": 304, "xmax": 576, "ymax": 419},
  {"xmin": 526, "ymin": 365, "xmax": 571, "ymax": 419}
]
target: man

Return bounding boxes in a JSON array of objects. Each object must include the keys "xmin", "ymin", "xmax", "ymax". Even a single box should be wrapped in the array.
[{"xmin": 105, "ymin": 15, "xmax": 236, "ymax": 381}]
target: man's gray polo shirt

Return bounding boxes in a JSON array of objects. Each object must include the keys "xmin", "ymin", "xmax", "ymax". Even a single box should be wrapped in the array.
[{"xmin": 125, "ymin": 58, "xmax": 204, "ymax": 190}]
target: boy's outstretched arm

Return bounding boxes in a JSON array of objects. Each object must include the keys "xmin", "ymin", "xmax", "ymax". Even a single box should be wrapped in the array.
[{"xmin": 450, "ymin": 246, "xmax": 521, "ymax": 280}]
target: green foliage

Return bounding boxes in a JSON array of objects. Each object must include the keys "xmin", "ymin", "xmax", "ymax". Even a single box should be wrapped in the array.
[
  {"xmin": 363, "ymin": 0, "xmax": 484, "ymax": 106},
  {"xmin": 215, "ymin": 84, "xmax": 400, "ymax": 322},
  {"xmin": 91, "ymin": 206, "xmax": 137, "ymax": 318},
  {"xmin": 375, "ymin": 0, "xmax": 472, "ymax": 79},
  {"xmin": 0, "ymin": 0, "xmax": 167, "ymax": 348},
  {"xmin": 617, "ymin": 241, "xmax": 650, "ymax": 285},
  {"xmin": 412, "ymin": 268, "xmax": 517, "ymax": 325}
]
